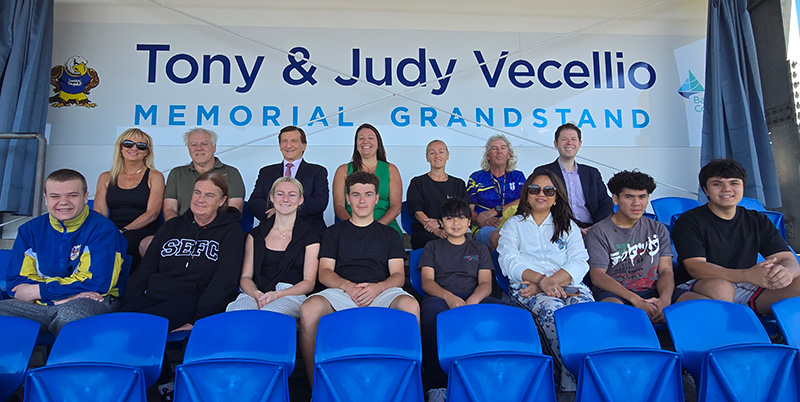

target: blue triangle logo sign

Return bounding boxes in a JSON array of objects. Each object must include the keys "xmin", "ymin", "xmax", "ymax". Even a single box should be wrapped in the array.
[{"xmin": 678, "ymin": 71, "xmax": 704, "ymax": 99}]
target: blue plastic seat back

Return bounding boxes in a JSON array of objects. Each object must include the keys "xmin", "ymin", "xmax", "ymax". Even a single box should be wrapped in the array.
[
  {"xmin": 46, "ymin": 312, "xmax": 168, "ymax": 387},
  {"xmin": 241, "ymin": 201, "xmax": 255, "ymax": 232},
  {"xmin": 437, "ymin": 304, "xmax": 554, "ymax": 402},
  {"xmin": 0, "ymin": 249, "xmax": 11, "ymax": 297},
  {"xmin": 762, "ymin": 210, "xmax": 786, "ymax": 240},
  {"xmin": 437, "ymin": 304, "xmax": 541, "ymax": 370},
  {"xmin": 0, "ymin": 317, "xmax": 40, "ymax": 401},
  {"xmin": 738, "ymin": 197, "xmax": 767, "ymax": 212},
  {"xmin": 772, "ymin": 297, "xmax": 800, "ymax": 347},
  {"xmin": 408, "ymin": 248, "xmax": 425, "ymax": 297},
  {"xmin": 24, "ymin": 363, "xmax": 147, "ymax": 402},
  {"xmin": 663, "ymin": 299, "xmax": 770, "ymax": 379},
  {"xmin": 175, "ymin": 359, "xmax": 291, "ymax": 402},
  {"xmin": 577, "ymin": 348, "xmax": 683, "ymax": 402},
  {"xmin": 699, "ymin": 344, "xmax": 800, "ymax": 402},
  {"xmin": 554, "ymin": 302, "xmax": 660, "ymax": 376},
  {"xmin": 492, "ymin": 250, "xmax": 510, "ymax": 294},
  {"xmin": 182, "ymin": 310, "xmax": 296, "ymax": 371},
  {"xmin": 313, "ymin": 307, "xmax": 423, "ymax": 402},
  {"xmin": 401, "ymin": 201, "xmax": 413, "ymax": 235},
  {"xmin": 448, "ymin": 353, "xmax": 555, "ymax": 402},
  {"xmin": 651, "ymin": 197, "xmax": 700, "ymax": 231}
]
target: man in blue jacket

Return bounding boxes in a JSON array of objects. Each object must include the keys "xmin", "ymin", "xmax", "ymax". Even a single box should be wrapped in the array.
[
  {"xmin": 0, "ymin": 169, "xmax": 127, "ymax": 334},
  {"xmin": 535, "ymin": 123, "xmax": 614, "ymax": 235}
]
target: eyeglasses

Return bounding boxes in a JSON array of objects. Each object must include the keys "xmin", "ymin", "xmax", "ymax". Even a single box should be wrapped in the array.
[
  {"xmin": 121, "ymin": 140, "xmax": 149, "ymax": 151},
  {"xmin": 527, "ymin": 185, "xmax": 556, "ymax": 197}
]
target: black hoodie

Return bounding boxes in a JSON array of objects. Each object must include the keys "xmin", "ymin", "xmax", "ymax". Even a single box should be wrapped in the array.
[{"xmin": 128, "ymin": 207, "xmax": 244, "ymax": 321}]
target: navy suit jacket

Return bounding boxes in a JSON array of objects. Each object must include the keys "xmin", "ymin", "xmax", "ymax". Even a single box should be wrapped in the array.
[
  {"xmin": 248, "ymin": 160, "xmax": 329, "ymax": 234},
  {"xmin": 535, "ymin": 160, "xmax": 613, "ymax": 226}
]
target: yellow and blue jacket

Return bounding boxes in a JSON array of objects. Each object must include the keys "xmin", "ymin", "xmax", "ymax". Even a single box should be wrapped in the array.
[{"xmin": 6, "ymin": 205, "xmax": 128, "ymax": 304}]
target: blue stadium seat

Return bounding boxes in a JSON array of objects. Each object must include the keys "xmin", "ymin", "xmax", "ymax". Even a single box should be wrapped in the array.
[
  {"xmin": 492, "ymin": 250, "xmax": 510, "ymax": 294},
  {"xmin": 0, "ymin": 317, "xmax": 39, "ymax": 401},
  {"xmin": 763, "ymin": 210, "xmax": 786, "ymax": 240},
  {"xmin": 554, "ymin": 303, "xmax": 683, "ymax": 401},
  {"xmin": 241, "ymin": 201, "xmax": 255, "ymax": 232},
  {"xmin": 401, "ymin": 201, "xmax": 413, "ymax": 235},
  {"xmin": 408, "ymin": 248, "xmax": 425, "ymax": 297},
  {"xmin": 772, "ymin": 297, "xmax": 800, "ymax": 347},
  {"xmin": 313, "ymin": 307, "xmax": 423, "ymax": 402},
  {"xmin": 0, "ymin": 249, "xmax": 10, "ymax": 298},
  {"xmin": 664, "ymin": 299, "xmax": 798, "ymax": 400},
  {"xmin": 650, "ymin": 197, "xmax": 700, "ymax": 232},
  {"xmin": 738, "ymin": 196, "xmax": 767, "ymax": 212},
  {"xmin": 437, "ymin": 304, "xmax": 555, "ymax": 402},
  {"xmin": 24, "ymin": 312, "xmax": 168, "ymax": 402},
  {"xmin": 174, "ymin": 310, "xmax": 296, "ymax": 402}
]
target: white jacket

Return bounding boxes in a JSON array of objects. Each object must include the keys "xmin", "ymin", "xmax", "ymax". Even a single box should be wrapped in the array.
[{"xmin": 498, "ymin": 213, "xmax": 589, "ymax": 286}]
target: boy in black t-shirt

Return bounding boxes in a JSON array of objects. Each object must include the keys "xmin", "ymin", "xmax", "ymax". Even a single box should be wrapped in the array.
[
  {"xmin": 299, "ymin": 171, "xmax": 419, "ymax": 383},
  {"xmin": 419, "ymin": 198, "xmax": 506, "ymax": 401},
  {"xmin": 673, "ymin": 158, "xmax": 800, "ymax": 314}
]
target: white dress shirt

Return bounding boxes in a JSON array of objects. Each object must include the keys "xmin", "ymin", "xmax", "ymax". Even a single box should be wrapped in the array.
[{"xmin": 497, "ymin": 213, "xmax": 589, "ymax": 286}]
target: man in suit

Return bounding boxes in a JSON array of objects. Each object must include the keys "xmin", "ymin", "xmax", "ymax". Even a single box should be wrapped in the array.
[
  {"xmin": 535, "ymin": 123, "xmax": 613, "ymax": 235},
  {"xmin": 248, "ymin": 126, "xmax": 329, "ymax": 234}
]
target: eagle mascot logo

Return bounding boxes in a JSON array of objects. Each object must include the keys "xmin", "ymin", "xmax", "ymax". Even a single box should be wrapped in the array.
[{"xmin": 50, "ymin": 56, "xmax": 100, "ymax": 108}]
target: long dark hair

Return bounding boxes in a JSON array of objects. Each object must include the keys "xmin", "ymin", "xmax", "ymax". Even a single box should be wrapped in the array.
[
  {"xmin": 350, "ymin": 123, "xmax": 387, "ymax": 171},
  {"xmin": 516, "ymin": 169, "xmax": 574, "ymax": 243}
]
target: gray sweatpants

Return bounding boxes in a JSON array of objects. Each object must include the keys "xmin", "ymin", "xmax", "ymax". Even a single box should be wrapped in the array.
[{"xmin": 0, "ymin": 296, "xmax": 117, "ymax": 335}]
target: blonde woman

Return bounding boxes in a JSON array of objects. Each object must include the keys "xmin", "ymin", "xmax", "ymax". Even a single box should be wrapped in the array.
[
  {"xmin": 227, "ymin": 177, "xmax": 320, "ymax": 317},
  {"xmin": 94, "ymin": 128, "xmax": 164, "ymax": 270}
]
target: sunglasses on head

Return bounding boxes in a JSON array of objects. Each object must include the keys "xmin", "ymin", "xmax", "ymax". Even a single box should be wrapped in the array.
[
  {"xmin": 528, "ymin": 185, "xmax": 556, "ymax": 197},
  {"xmin": 121, "ymin": 140, "xmax": 149, "ymax": 151}
]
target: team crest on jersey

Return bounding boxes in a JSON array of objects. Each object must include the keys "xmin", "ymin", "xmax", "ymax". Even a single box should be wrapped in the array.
[
  {"xmin": 70, "ymin": 245, "xmax": 81, "ymax": 260},
  {"xmin": 509, "ymin": 182, "xmax": 516, "ymax": 191}
]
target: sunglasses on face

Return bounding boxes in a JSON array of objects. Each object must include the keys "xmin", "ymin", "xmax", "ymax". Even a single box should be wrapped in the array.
[
  {"xmin": 528, "ymin": 185, "xmax": 557, "ymax": 197},
  {"xmin": 121, "ymin": 140, "xmax": 149, "ymax": 151}
]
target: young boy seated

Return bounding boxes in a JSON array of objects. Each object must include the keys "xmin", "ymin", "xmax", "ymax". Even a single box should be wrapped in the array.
[
  {"xmin": 585, "ymin": 170, "xmax": 704, "ymax": 322},
  {"xmin": 673, "ymin": 158, "xmax": 800, "ymax": 314},
  {"xmin": 299, "ymin": 171, "xmax": 419, "ymax": 383},
  {"xmin": 418, "ymin": 198, "xmax": 506, "ymax": 401}
]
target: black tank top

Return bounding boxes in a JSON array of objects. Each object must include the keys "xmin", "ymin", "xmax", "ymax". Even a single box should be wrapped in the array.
[
  {"xmin": 106, "ymin": 168, "xmax": 158, "ymax": 233},
  {"xmin": 256, "ymin": 247, "xmax": 301, "ymax": 290}
]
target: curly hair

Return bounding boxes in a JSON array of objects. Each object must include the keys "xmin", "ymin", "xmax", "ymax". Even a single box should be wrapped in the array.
[
  {"xmin": 607, "ymin": 170, "xmax": 656, "ymax": 196},
  {"xmin": 480, "ymin": 134, "xmax": 517, "ymax": 172}
]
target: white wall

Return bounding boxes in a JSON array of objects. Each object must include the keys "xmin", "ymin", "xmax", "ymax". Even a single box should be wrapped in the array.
[{"xmin": 4, "ymin": 0, "xmax": 707, "ymax": 237}]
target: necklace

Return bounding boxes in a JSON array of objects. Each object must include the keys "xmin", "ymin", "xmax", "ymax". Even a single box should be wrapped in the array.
[
  {"xmin": 276, "ymin": 227, "xmax": 292, "ymax": 239},
  {"xmin": 124, "ymin": 167, "xmax": 143, "ymax": 175}
]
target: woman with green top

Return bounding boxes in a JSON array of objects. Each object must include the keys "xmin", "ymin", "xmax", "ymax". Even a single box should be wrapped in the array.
[{"xmin": 332, "ymin": 123, "xmax": 403, "ymax": 236}]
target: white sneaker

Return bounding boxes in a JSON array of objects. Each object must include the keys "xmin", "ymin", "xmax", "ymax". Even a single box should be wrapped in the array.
[{"xmin": 426, "ymin": 388, "xmax": 447, "ymax": 402}]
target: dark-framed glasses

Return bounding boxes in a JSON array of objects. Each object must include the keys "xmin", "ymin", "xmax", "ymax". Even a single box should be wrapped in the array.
[
  {"xmin": 528, "ymin": 185, "xmax": 556, "ymax": 197},
  {"xmin": 121, "ymin": 140, "xmax": 149, "ymax": 151}
]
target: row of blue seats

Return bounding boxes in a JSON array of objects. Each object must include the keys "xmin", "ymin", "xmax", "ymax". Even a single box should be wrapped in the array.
[{"xmin": 3, "ymin": 298, "xmax": 800, "ymax": 401}]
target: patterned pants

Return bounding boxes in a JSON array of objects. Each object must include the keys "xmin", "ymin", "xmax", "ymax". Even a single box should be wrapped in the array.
[{"xmin": 511, "ymin": 283, "xmax": 594, "ymax": 392}]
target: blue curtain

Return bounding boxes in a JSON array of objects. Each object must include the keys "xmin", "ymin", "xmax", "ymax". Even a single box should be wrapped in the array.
[
  {"xmin": 701, "ymin": 0, "xmax": 781, "ymax": 208},
  {"xmin": 0, "ymin": 0, "xmax": 53, "ymax": 215}
]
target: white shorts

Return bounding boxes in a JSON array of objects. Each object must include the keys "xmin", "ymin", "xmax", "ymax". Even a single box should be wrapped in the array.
[
  {"xmin": 678, "ymin": 279, "xmax": 763, "ymax": 309},
  {"xmin": 225, "ymin": 282, "xmax": 307, "ymax": 318},
  {"xmin": 311, "ymin": 287, "xmax": 411, "ymax": 311}
]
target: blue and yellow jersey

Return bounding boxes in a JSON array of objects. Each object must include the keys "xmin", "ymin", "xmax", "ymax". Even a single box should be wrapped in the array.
[
  {"xmin": 466, "ymin": 169, "xmax": 526, "ymax": 233},
  {"xmin": 6, "ymin": 205, "xmax": 128, "ymax": 304}
]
